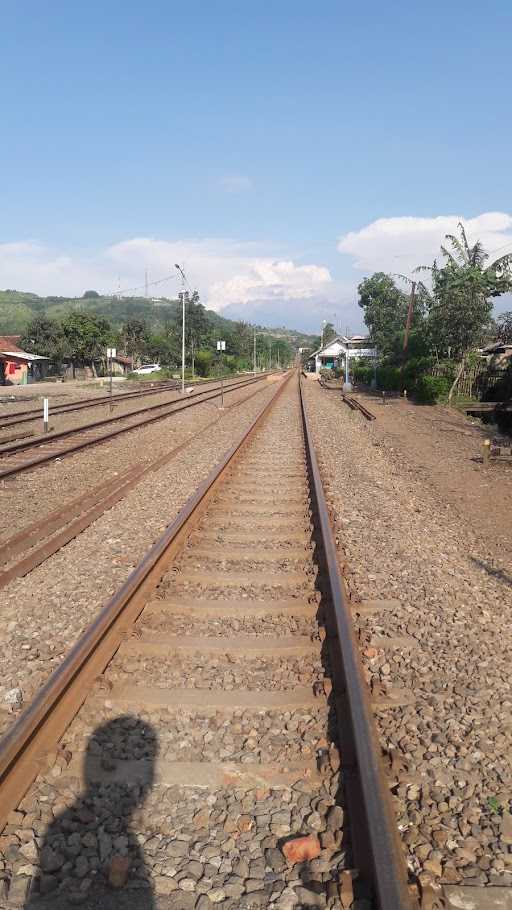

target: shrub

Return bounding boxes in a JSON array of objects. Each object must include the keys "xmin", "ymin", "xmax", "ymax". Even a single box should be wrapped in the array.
[
  {"xmin": 402, "ymin": 357, "xmax": 433, "ymax": 391},
  {"xmin": 376, "ymin": 365, "xmax": 401, "ymax": 390},
  {"xmin": 193, "ymin": 350, "xmax": 214, "ymax": 377},
  {"xmin": 414, "ymin": 374, "xmax": 451, "ymax": 404},
  {"xmin": 351, "ymin": 361, "xmax": 374, "ymax": 384}
]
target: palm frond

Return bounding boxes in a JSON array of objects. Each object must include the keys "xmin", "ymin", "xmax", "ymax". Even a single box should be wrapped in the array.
[
  {"xmin": 440, "ymin": 243, "xmax": 459, "ymax": 265},
  {"xmin": 490, "ymin": 252, "xmax": 512, "ymax": 270},
  {"xmin": 470, "ymin": 240, "xmax": 488, "ymax": 267},
  {"xmin": 394, "ymin": 272, "xmax": 415, "ymax": 286},
  {"xmin": 457, "ymin": 222, "xmax": 471, "ymax": 259}
]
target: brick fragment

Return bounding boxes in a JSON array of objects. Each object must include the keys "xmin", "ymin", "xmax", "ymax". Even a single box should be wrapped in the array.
[{"xmin": 282, "ymin": 834, "xmax": 321, "ymax": 864}]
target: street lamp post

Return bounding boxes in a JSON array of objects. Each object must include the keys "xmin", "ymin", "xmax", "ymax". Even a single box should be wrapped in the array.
[
  {"xmin": 175, "ymin": 264, "xmax": 187, "ymax": 394},
  {"xmin": 253, "ymin": 331, "xmax": 265, "ymax": 373},
  {"xmin": 343, "ymin": 342, "xmax": 352, "ymax": 392}
]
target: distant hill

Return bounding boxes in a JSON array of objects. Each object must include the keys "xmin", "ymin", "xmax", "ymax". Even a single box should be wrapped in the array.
[{"xmin": 0, "ymin": 289, "xmax": 317, "ymax": 349}]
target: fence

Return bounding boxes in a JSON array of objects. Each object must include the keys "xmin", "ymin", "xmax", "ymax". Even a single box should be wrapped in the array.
[{"xmin": 432, "ymin": 360, "xmax": 509, "ymax": 399}]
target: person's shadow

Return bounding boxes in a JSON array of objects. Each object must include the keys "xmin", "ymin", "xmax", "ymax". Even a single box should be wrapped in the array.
[{"xmin": 26, "ymin": 716, "xmax": 157, "ymax": 909}]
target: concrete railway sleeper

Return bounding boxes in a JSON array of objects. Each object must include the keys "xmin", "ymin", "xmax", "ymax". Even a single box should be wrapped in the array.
[
  {"xmin": 0, "ymin": 373, "xmax": 274, "ymax": 480},
  {"xmin": 0, "ymin": 372, "xmax": 413, "ymax": 910}
]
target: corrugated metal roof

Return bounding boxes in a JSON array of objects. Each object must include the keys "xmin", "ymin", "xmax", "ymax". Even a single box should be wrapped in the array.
[{"xmin": 0, "ymin": 351, "xmax": 49, "ymax": 362}]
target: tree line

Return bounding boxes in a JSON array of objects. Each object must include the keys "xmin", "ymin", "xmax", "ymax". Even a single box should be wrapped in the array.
[
  {"xmin": 355, "ymin": 223, "xmax": 512, "ymax": 401},
  {"xmin": 20, "ymin": 292, "xmax": 295, "ymax": 377}
]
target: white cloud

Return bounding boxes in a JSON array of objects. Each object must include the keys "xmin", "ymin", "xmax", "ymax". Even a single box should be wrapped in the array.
[
  {"xmin": 337, "ymin": 212, "xmax": 512, "ymax": 279},
  {"xmin": 0, "ymin": 236, "xmax": 333, "ymax": 319},
  {"xmin": 219, "ymin": 175, "xmax": 253, "ymax": 192}
]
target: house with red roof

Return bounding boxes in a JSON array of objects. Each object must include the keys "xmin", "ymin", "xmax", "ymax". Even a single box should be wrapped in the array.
[{"xmin": 0, "ymin": 336, "xmax": 49, "ymax": 385}]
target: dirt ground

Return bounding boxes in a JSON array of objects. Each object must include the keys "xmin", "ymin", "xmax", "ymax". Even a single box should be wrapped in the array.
[{"xmin": 345, "ymin": 387, "xmax": 512, "ymax": 573}]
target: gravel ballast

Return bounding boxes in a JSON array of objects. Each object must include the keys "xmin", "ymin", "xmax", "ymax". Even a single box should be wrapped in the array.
[
  {"xmin": 0, "ymin": 378, "xmax": 281, "ymax": 735},
  {"xmin": 303, "ymin": 379, "xmax": 512, "ymax": 892}
]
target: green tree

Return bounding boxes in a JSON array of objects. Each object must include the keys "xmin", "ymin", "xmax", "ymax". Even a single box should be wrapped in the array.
[
  {"xmin": 82, "ymin": 290, "xmax": 100, "ymax": 298},
  {"xmin": 418, "ymin": 223, "xmax": 512, "ymax": 399},
  {"xmin": 20, "ymin": 315, "xmax": 67, "ymax": 363},
  {"xmin": 194, "ymin": 349, "xmax": 214, "ymax": 376},
  {"xmin": 146, "ymin": 332, "xmax": 179, "ymax": 367},
  {"xmin": 61, "ymin": 312, "xmax": 113, "ymax": 375},
  {"xmin": 121, "ymin": 317, "xmax": 148, "ymax": 366},
  {"xmin": 182, "ymin": 291, "xmax": 211, "ymax": 351},
  {"xmin": 357, "ymin": 273, "xmax": 409, "ymax": 356}
]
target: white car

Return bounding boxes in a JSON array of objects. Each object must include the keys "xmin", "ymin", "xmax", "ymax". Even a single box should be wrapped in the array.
[{"xmin": 133, "ymin": 363, "xmax": 161, "ymax": 375}]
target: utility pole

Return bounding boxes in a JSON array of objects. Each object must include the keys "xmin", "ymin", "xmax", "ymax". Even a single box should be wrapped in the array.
[
  {"xmin": 175, "ymin": 264, "xmax": 187, "ymax": 394},
  {"xmin": 253, "ymin": 331, "xmax": 264, "ymax": 373},
  {"xmin": 401, "ymin": 281, "xmax": 416, "ymax": 394},
  {"xmin": 145, "ymin": 269, "xmax": 149, "ymax": 299},
  {"xmin": 403, "ymin": 281, "xmax": 416, "ymax": 354},
  {"xmin": 343, "ymin": 341, "xmax": 352, "ymax": 392}
]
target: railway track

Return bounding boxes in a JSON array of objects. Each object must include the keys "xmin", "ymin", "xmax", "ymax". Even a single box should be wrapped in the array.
[
  {"xmin": 0, "ymin": 380, "xmax": 178, "ymax": 430},
  {"xmin": 0, "ymin": 378, "xmax": 275, "ymax": 590},
  {"xmin": 0, "ymin": 372, "xmax": 413, "ymax": 909},
  {"xmin": 0, "ymin": 374, "xmax": 264, "ymax": 431},
  {"xmin": 0, "ymin": 373, "xmax": 272, "ymax": 480}
]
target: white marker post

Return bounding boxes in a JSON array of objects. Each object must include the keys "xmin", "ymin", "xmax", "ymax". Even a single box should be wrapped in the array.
[
  {"xmin": 107, "ymin": 347, "xmax": 116, "ymax": 412},
  {"xmin": 217, "ymin": 340, "xmax": 226, "ymax": 409},
  {"xmin": 43, "ymin": 398, "xmax": 49, "ymax": 433}
]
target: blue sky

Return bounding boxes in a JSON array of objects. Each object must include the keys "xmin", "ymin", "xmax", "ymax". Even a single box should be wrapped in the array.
[{"xmin": 1, "ymin": 0, "xmax": 512, "ymax": 331}]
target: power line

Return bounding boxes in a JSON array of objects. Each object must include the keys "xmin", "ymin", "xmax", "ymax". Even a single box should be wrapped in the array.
[{"xmin": 108, "ymin": 271, "xmax": 180, "ymax": 299}]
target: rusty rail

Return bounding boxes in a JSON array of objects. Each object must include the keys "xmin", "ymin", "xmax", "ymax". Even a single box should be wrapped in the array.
[
  {"xmin": 0, "ymin": 371, "xmax": 269, "ymax": 429},
  {"xmin": 0, "ymin": 373, "xmax": 274, "ymax": 480},
  {"xmin": 0, "ymin": 379, "xmax": 272, "ymax": 588},
  {"xmin": 342, "ymin": 395, "xmax": 376, "ymax": 421},
  {"xmin": 0, "ymin": 371, "xmax": 293, "ymax": 832},
  {"xmin": 0, "ymin": 370, "xmax": 413, "ymax": 907},
  {"xmin": 300, "ymin": 377, "xmax": 413, "ymax": 910},
  {"xmin": 318, "ymin": 377, "xmax": 377, "ymax": 421}
]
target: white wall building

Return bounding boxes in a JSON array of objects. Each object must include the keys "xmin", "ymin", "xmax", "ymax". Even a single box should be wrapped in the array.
[{"xmin": 307, "ymin": 335, "xmax": 377, "ymax": 373}]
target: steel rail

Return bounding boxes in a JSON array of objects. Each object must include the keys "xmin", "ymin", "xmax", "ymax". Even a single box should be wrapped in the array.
[
  {"xmin": 342, "ymin": 395, "xmax": 377, "ymax": 421},
  {"xmin": 0, "ymin": 381, "xmax": 179, "ymax": 428},
  {"xmin": 0, "ymin": 371, "xmax": 293, "ymax": 832},
  {"xmin": 0, "ymin": 370, "xmax": 412, "ymax": 906},
  {"xmin": 0, "ymin": 373, "xmax": 270, "ymax": 454},
  {"xmin": 0, "ymin": 372, "xmax": 268, "ymax": 429},
  {"xmin": 318, "ymin": 377, "xmax": 377, "ymax": 421},
  {"xmin": 299, "ymin": 377, "xmax": 414, "ymax": 910},
  {"xmin": 0, "ymin": 374, "xmax": 274, "ymax": 480},
  {"xmin": 0, "ymin": 378, "xmax": 274, "ymax": 587}
]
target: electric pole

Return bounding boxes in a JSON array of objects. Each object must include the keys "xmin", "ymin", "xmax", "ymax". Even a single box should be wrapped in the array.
[{"xmin": 175, "ymin": 264, "xmax": 188, "ymax": 394}]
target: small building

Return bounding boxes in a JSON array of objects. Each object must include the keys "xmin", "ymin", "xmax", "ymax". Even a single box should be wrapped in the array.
[
  {"xmin": 0, "ymin": 336, "xmax": 50, "ymax": 385},
  {"xmin": 306, "ymin": 335, "xmax": 377, "ymax": 373},
  {"xmin": 112, "ymin": 354, "xmax": 134, "ymax": 375},
  {"xmin": 480, "ymin": 341, "xmax": 512, "ymax": 370}
]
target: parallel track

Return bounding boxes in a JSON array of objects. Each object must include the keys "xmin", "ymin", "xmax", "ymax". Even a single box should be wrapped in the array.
[
  {"xmin": 0, "ymin": 373, "xmax": 264, "ymax": 430},
  {"xmin": 0, "ymin": 373, "xmax": 273, "ymax": 480},
  {"xmin": 0, "ymin": 378, "xmax": 273, "ymax": 590},
  {"xmin": 0, "ymin": 372, "xmax": 413, "ymax": 909}
]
